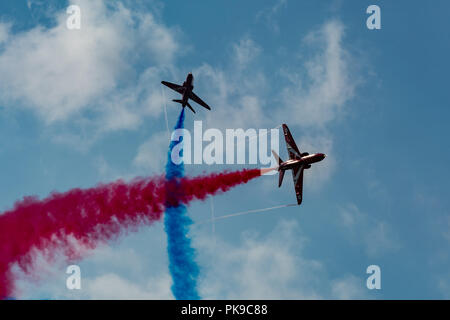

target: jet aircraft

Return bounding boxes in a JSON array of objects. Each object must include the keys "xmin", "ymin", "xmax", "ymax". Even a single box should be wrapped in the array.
[
  {"xmin": 161, "ymin": 73, "xmax": 211, "ymax": 113},
  {"xmin": 272, "ymin": 124, "xmax": 326, "ymax": 205}
]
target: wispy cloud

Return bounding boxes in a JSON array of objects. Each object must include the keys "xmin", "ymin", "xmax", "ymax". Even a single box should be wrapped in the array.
[
  {"xmin": 14, "ymin": 242, "xmax": 173, "ymax": 299},
  {"xmin": 194, "ymin": 219, "xmax": 370, "ymax": 299},
  {"xmin": 338, "ymin": 203, "xmax": 401, "ymax": 257},
  {"xmin": 0, "ymin": 0, "xmax": 179, "ymax": 141},
  {"xmin": 83, "ymin": 273, "xmax": 172, "ymax": 299},
  {"xmin": 280, "ymin": 20, "xmax": 357, "ymax": 129},
  {"xmin": 133, "ymin": 131, "xmax": 169, "ymax": 174},
  {"xmin": 194, "ymin": 37, "xmax": 269, "ymax": 129},
  {"xmin": 196, "ymin": 220, "xmax": 324, "ymax": 299},
  {"xmin": 256, "ymin": 0, "xmax": 287, "ymax": 33},
  {"xmin": 0, "ymin": 22, "xmax": 11, "ymax": 44},
  {"xmin": 13, "ymin": 218, "xmax": 371, "ymax": 299},
  {"xmin": 330, "ymin": 275, "xmax": 369, "ymax": 299}
]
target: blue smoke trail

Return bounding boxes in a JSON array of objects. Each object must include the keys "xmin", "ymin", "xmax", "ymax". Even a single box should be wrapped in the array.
[{"xmin": 164, "ymin": 108, "xmax": 200, "ymax": 300}]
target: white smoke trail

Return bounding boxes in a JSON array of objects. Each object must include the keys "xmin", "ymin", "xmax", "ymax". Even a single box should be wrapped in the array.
[
  {"xmin": 161, "ymin": 85, "xmax": 170, "ymax": 141},
  {"xmin": 196, "ymin": 203, "xmax": 297, "ymax": 225}
]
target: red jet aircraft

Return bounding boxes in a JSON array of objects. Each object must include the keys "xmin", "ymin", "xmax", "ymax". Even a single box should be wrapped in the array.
[
  {"xmin": 161, "ymin": 73, "xmax": 211, "ymax": 114},
  {"xmin": 272, "ymin": 124, "xmax": 326, "ymax": 205}
]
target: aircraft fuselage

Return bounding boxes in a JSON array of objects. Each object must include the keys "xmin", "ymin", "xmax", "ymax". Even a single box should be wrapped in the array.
[
  {"xmin": 161, "ymin": 73, "xmax": 211, "ymax": 113},
  {"xmin": 279, "ymin": 153, "xmax": 326, "ymax": 171},
  {"xmin": 181, "ymin": 73, "xmax": 194, "ymax": 107},
  {"xmin": 272, "ymin": 123, "xmax": 326, "ymax": 205}
]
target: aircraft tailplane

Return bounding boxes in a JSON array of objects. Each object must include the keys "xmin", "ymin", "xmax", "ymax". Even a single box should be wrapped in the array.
[
  {"xmin": 186, "ymin": 102, "xmax": 196, "ymax": 113},
  {"xmin": 278, "ymin": 169, "xmax": 285, "ymax": 188},
  {"xmin": 172, "ymin": 99, "xmax": 196, "ymax": 113}
]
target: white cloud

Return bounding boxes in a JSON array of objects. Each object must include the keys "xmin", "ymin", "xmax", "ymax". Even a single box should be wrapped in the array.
[
  {"xmin": 10, "ymin": 234, "xmax": 94, "ymax": 298},
  {"xmin": 12, "ymin": 218, "xmax": 373, "ymax": 300},
  {"xmin": 84, "ymin": 273, "xmax": 172, "ymax": 299},
  {"xmin": 13, "ymin": 234, "xmax": 173, "ymax": 299},
  {"xmin": 331, "ymin": 275, "xmax": 369, "ymax": 299},
  {"xmin": 15, "ymin": 266, "xmax": 173, "ymax": 300},
  {"xmin": 272, "ymin": 20, "xmax": 357, "ymax": 186},
  {"xmin": 280, "ymin": 20, "xmax": 356, "ymax": 129},
  {"xmin": 0, "ymin": 0, "xmax": 179, "ymax": 135},
  {"xmin": 196, "ymin": 219, "xmax": 365, "ymax": 299},
  {"xmin": 297, "ymin": 134, "xmax": 335, "ymax": 189},
  {"xmin": 255, "ymin": 0, "xmax": 287, "ymax": 33},
  {"xmin": 193, "ymin": 219, "xmax": 373, "ymax": 299},
  {"xmin": 338, "ymin": 203, "xmax": 401, "ymax": 257},
  {"xmin": 133, "ymin": 131, "xmax": 169, "ymax": 174},
  {"xmin": 0, "ymin": 23, "xmax": 11, "ymax": 44},
  {"xmin": 339, "ymin": 203, "xmax": 361, "ymax": 228},
  {"xmin": 365, "ymin": 221, "xmax": 400, "ymax": 257},
  {"xmin": 194, "ymin": 64, "xmax": 268, "ymax": 130},
  {"xmin": 188, "ymin": 36, "xmax": 269, "ymax": 130},
  {"xmin": 93, "ymin": 156, "xmax": 137, "ymax": 182},
  {"xmin": 233, "ymin": 38, "xmax": 262, "ymax": 68}
]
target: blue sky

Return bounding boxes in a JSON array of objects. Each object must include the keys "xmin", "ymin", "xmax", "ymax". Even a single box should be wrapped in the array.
[{"xmin": 0, "ymin": 0, "xmax": 449, "ymax": 299}]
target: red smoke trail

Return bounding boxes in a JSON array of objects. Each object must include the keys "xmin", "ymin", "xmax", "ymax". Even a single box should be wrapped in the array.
[
  {"xmin": 0, "ymin": 168, "xmax": 261, "ymax": 299},
  {"xmin": 173, "ymin": 169, "xmax": 262, "ymax": 205}
]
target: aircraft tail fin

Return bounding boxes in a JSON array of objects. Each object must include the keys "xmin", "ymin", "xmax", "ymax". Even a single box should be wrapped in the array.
[
  {"xmin": 172, "ymin": 99, "xmax": 183, "ymax": 104},
  {"xmin": 272, "ymin": 150, "xmax": 285, "ymax": 187},
  {"xmin": 271, "ymin": 150, "xmax": 283, "ymax": 166},
  {"xmin": 278, "ymin": 169, "xmax": 285, "ymax": 187}
]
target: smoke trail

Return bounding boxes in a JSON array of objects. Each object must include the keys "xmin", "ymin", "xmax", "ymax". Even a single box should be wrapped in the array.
[
  {"xmin": 0, "ymin": 176, "xmax": 166, "ymax": 299},
  {"xmin": 164, "ymin": 108, "xmax": 200, "ymax": 300},
  {"xmin": 173, "ymin": 169, "xmax": 262, "ymax": 204},
  {"xmin": 210, "ymin": 204, "xmax": 297, "ymax": 221},
  {"xmin": 0, "ymin": 168, "xmax": 261, "ymax": 299}
]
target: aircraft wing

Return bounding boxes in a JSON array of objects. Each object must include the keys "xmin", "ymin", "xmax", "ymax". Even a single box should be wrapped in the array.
[
  {"xmin": 292, "ymin": 165, "xmax": 304, "ymax": 205},
  {"xmin": 282, "ymin": 124, "xmax": 301, "ymax": 160},
  {"xmin": 161, "ymin": 81, "xmax": 184, "ymax": 94},
  {"xmin": 189, "ymin": 91, "xmax": 211, "ymax": 110}
]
